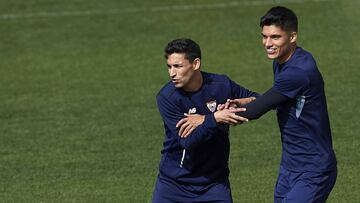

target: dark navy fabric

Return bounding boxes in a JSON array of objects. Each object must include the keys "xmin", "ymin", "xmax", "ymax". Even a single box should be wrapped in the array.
[
  {"xmin": 236, "ymin": 87, "xmax": 288, "ymax": 120},
  {"xmin": 274, "ymin": 165, "xmax": 337, "ymax": 203},
  {"xmin": 153, "ymin": 71, "xmax": 257, "ymax": 202},
  {"xmin": 153, "ymin": 175, "xmax": 233, "ymax": 203},
  {"xmin": 272, "ymin": 47, "xmax": 337, "ymax": 172}
]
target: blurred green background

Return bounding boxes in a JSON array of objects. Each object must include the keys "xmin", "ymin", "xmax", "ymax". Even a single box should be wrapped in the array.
[{"xmin": 0, "ymin": 0, "xmax": 358, "ymax": 202}]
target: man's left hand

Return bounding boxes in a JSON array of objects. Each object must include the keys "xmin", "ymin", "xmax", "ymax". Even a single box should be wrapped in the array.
[{"xmin": 176, "ymin": 114, "xmax": 205, "ymax": 138}]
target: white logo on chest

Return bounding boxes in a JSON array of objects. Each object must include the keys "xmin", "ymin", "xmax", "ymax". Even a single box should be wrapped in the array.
[{"xmin": 188, "ymin": 107, "xmax": 197, "ymax": 114}]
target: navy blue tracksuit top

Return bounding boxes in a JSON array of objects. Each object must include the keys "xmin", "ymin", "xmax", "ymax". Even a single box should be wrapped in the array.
[{"xmin": 156, "ymin": 71, "xmax": 258, "ymax": 186}]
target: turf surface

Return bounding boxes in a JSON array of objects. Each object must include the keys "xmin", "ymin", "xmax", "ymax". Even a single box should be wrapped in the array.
[{"xmin": 0, "ymin": 0, "xmax": 359, "ymax": 202}]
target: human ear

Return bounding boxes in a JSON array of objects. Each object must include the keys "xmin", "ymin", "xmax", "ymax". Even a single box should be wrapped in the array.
[
  {"xmin": 193, "ymin": 58, "xmax": 201, "ymax": 70},
  {"xmin": 290, "ymin": 32, "xmax": 297, "ymax": 43}
]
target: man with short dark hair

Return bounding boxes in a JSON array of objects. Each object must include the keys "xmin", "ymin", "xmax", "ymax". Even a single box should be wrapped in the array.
[
  {"xmin": 177, "ymin": 7, "xmax": 337, "ymax": 202},
  {"xmin": 152, "ymin": 38, "xmax": 257, "ymax": 203},
  {"xmin": 256, "ymin": 7, "xmax": 337, "ymax": 202}
]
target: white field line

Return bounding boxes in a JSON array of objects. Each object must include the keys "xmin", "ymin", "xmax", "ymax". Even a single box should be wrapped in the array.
[{"xmin": 0, "ymin": 0, "xmax": 331, "ymax": 20}]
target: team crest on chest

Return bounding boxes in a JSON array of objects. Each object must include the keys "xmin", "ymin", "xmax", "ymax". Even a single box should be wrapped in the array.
[{"xmin": 206, "ymin": 100, "xmax": 217, "ymax": 112}]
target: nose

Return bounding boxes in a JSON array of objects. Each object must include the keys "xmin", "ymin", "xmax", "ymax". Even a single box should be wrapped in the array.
[
  {"xmin": 169, "ymin": 67, "xmax": 176, "ymax": 78},
  {"xmin": 264, "ymin": 37, "xmax": 272, "ymax": 47}
]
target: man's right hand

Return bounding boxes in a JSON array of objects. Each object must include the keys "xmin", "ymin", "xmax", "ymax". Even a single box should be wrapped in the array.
[{"xmin": 214, "ymin": 108, "xmax": 248, "ymax": 125}]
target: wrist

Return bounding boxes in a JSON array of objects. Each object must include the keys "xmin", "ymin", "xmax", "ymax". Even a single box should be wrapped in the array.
[
  {"xmin": 205, "ymin": 113, "xmax": 218, "ymax": 128},
  {"xmin": 214, "ymin": 111, "xmax": 221, "ymax": 123}
]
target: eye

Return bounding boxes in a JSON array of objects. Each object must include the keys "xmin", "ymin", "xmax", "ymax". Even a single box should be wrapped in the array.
[
  {"xmin": 271, "ymin": 35, "xmax": 281, "ymax": 40},
  {"xmin": 173, "ymin": 64, "xmax": 182, "ymax": 69}
]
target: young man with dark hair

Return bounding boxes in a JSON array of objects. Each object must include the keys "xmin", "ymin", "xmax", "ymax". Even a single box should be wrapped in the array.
[
  {"xmin": 152, "ymin": 38, "xmax": 257, "ymax": 203},
  {"xmin": 177, "ymin": 7, "xmax": 337, "ymax": 202}
]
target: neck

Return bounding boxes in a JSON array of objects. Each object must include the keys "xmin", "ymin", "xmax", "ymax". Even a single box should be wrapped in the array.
[
  {"xmin": 278, "ymin": 45, "xmax": 297, "ymax": 64},
  {"xmin": 183, "ymin": 71, "xmax": 203, "ymax": 92}
]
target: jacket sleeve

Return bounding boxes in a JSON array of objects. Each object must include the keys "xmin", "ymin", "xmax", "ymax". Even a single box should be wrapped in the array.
[
  {"xmin": 157, "ymin": 94, "xmax": 219, "ymax": 150},
  {"xmin": 236, "ymin": 87, "xmax": 289, "ymax": 120}
]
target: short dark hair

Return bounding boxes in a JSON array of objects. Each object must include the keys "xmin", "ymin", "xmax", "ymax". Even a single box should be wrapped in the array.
[
  {"xmin": 164, "ymin": 38, "xmax": 201, "ymax": 62},
  {"xmin": 260, "ymin": 6, "xmax": 298, "ymax": 32}
]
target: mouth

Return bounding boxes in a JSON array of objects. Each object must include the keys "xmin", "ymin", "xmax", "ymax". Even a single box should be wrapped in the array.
[{"xmin": 266, "ymin": 47, "xmax": 277, "ymax": 55}]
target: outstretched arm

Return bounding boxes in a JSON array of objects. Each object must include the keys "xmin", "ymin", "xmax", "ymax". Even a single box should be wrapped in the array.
[
  {"xmin": 234, "ymin": 87, "xmax": 288, "ymax": 120},
  {"xmin": 176, "ymin": 97, "xmax": 254, "ymax": 138},
  {"xmin": 177, "ymin": 89, "xmax": 289, "ymax": 138}
]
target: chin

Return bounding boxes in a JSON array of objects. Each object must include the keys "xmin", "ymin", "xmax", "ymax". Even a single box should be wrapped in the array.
[
  {"xmin": 267, "ymin": 55, "xmax": 277, "ymax": 60},
  {"xmin": 174, "ymin": 84, "xmax": 183, "ymax": 88}
]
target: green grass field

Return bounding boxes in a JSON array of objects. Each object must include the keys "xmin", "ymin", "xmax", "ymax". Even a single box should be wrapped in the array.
[{"xmin": 1, "ymin": 0, "xmax": 359, "ymax": 202}]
